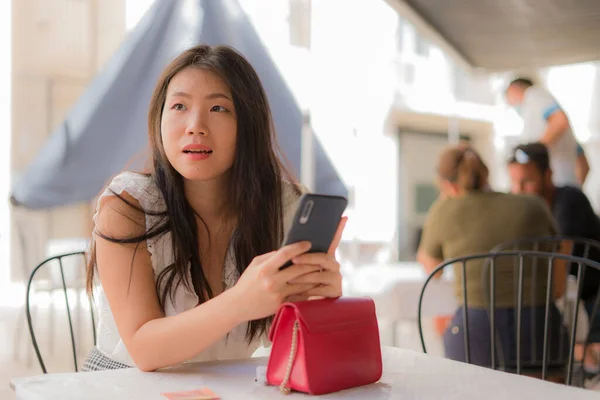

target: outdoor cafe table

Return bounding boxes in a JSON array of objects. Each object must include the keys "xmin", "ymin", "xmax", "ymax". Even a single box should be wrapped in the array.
[{"xmin": 11, "ymin": 346, "xmax": 598, "ymax": 399}]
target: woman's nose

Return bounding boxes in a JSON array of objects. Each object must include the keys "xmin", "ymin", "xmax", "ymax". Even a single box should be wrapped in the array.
[{"xmin": 187, "ymin": 114, "xmax": 208, "ymax": 136}]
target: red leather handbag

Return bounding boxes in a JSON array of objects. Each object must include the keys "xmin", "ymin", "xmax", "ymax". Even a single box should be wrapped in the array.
[{"xmin": 266, "ymin": 297, "xmax": 382, "ymax": 395}]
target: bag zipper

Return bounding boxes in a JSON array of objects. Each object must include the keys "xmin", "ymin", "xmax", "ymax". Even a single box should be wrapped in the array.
[{"xmin": 279, "ymin": 320, "xmax": 300, "ymax": 394}]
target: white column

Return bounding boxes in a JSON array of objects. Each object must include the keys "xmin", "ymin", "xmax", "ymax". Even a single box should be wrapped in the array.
[
  {"xmin": 300, "ymin": 113, "xmax": 316, "ymax": 191},
  {"xmin": 300, "ymin": 2, "xmax": 315, "ymax": 192},
  {"xmin": 448, "ymin": 97, "xmax": 460, "ymax": 144},
  {"xmin": 448, "ymin": 115, "xmax": 460, "ymax": 144}
]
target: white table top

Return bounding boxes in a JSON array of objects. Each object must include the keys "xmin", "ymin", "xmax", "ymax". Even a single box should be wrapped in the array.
[{"xmin": 11, "ymin": 347, "xmax": 598, "ymax": 399}]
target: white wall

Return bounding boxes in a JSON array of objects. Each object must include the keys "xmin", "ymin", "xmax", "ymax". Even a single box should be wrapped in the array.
[
  {"xmin": 241, "ymin": 0, "xmax": 402, "ymax": 245},
  {"xmin": 310, "ymin": 0, "xmax": 399, "ymax": 244},
  {"xmin": 0, "ymin": 0, "xmax": 11, "ymax": 287},
  {"xmin": 10, "ymin": 0, "xmax": 126, "ymax": 282}
]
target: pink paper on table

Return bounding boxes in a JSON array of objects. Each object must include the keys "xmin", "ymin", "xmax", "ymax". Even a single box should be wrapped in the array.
[{"xmin": 161, "ymin": 387, "xmax": 220, "ymax": 400}]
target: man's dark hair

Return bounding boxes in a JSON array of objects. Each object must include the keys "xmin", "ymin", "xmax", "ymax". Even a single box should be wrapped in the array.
[
  {"xmin": 507, "ymin": 142, "xmax": 550, "ymax": 173},
  {"xmin": 508, "ymin": 77, "xmax": 534, "ymax": 90}
]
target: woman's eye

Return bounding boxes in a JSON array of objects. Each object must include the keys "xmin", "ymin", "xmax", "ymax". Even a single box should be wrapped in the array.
[
  {"xmin": 172, "ymin": 103, "xmax": 186, "ymax": 111},
  {"xmin": 210, "ymin": 105, "xmax": 227, "ymax": 112}
]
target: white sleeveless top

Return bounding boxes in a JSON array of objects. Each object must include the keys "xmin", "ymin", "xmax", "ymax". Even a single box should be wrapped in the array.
[{"xmin": 93, "ymin": 171, "xmax": 302, "ymax": 367}]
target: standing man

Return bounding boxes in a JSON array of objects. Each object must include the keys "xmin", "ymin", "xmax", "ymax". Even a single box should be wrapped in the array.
[{"xmin": 505, "ymin": 78, "xmax": 590, "ymax": 187}]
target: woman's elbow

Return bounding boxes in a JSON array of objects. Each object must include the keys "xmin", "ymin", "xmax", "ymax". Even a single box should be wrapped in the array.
[
  {"xmin": 137, "ymin": 364, "xmax": 159, "ymax": 373},
  {"xmin": 127, "ymin": 342, "xmax": 164, "ymax": 372},
  {"xmin": 136, "ymin": 363, "xmax": 157, "ymax": 373},
  {"xmin": 131, "ymin": 352, "xmax": 160, "ymax": 372}
]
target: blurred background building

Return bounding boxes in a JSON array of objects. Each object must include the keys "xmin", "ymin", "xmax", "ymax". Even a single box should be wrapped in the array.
[{"xmin": 5, "ymin": 0, "xmax": 600, "ymax": 284}]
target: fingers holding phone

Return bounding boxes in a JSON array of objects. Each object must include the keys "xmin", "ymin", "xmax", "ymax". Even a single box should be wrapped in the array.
[
  {"xmin": 233, "ymin": 241, "xmax": 319, "ymax": 321},
  {"xmin": 291, "ymin": 252, "xmax": 339, "ymax": 273},
  {"xmin": 328, "ymin": 216, "xmax": 348, "ymax": 256},
  {"xmin": 287, "ymin": 214, "xmax": 348, "ymax": 299},
  {"xmin": 287, "ymin": 252, "xmax": 343, "ymax": 298}
]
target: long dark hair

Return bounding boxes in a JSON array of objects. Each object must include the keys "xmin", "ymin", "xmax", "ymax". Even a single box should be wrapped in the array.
[{"xmin": 86, "ymin": 44, "xmax": 299, "ymax": 342}]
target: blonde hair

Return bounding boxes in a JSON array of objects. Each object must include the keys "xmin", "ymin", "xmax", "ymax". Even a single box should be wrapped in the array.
[{"xmin": 437, "ymin": 146, "xmax": 489, "ymax": 192}]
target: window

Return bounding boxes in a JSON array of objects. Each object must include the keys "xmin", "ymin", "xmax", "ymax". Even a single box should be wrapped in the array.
[
  {"xmin": 450, "ymin": 61, "xmax": 496, "ymax": 104},
  {"xmin": 415, "ymin": 34, "xmax": 430, "ymax": 57},
  {"xmin": 414, "ymin": 183, "xmax": 438, "ymax": 214},
  {"xmin": 396, "ymin": 16, "xmax": 405, "ymax": 52},
  {"xmin": 289, "ymin": 0, "xmax": 311, "ymax": 49},
  {"xmin": 401, "ymin": 63, "xmax": 415, "ymax": 85},
  {"xmin": 451, "ymin": 61, "xmax": 468, "ymax": 100}
]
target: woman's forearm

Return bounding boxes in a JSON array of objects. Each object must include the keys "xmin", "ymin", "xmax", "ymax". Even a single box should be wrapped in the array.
[{"xmin": 127, "ymin": 288, "xmax": 246, "ymax": 371}]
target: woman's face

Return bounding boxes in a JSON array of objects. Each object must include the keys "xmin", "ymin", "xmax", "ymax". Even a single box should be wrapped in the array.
[{"xmin": 161, "ymin": 67, "xmax": 237, "ymax": 182}]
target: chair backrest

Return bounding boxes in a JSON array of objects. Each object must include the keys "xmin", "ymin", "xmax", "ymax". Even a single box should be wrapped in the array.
[
  {"xmin": 26, "ymin": 251, "xmax": 96, "ymax": 373},
  {"xmin": 492, "ymin": 236, "xmax": 600, "ymax": 357},
  {"xmin": 491, "ymin": 235, "xmax": 600, "ymax": 259},
  {"xmin": 417, "ymin": 250, "xmax": 600, "ymax": 386}
]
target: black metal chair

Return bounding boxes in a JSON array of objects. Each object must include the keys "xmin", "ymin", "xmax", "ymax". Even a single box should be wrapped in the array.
[
  {"xmin": 417, "ymin": 251, "xmax": 600, "ymax": 386},
  {"xmin": 491, "ymin": 236, "xmax": 600, "ymax": 382},
  {"xmin": 26, "ymin": 251, "xmax": 96, "ymax": 373}
]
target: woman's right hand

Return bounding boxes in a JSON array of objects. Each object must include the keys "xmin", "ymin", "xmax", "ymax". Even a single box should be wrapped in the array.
[{"xmin": 231, "ymin": 241, "xmax": 322, "ymax": 321}]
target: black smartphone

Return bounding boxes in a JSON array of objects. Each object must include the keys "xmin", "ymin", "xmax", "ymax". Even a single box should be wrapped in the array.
[{"xmin": 279, "ymin": 193, "xmax": 348, "ymax": 269}]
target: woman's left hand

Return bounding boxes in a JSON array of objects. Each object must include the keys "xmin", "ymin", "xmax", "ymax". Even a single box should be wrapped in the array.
[{"xmin": 286, "ymin": 216, "xmax": 347, "ymax": 300}]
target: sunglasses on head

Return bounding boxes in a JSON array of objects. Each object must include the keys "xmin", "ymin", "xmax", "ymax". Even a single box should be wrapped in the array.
[
  {"xmin": 509, "ymin": 146, "xmax": 549, "ymax": 172},
  {"xmin": 513, "ymin": 148, "xmax": 530, "ymax": 164}
]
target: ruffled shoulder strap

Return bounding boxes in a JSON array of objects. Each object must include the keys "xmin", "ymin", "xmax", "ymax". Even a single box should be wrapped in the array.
[{"xmin": 93, "ymin": 171, "xmax": 165, "ymax": 226}]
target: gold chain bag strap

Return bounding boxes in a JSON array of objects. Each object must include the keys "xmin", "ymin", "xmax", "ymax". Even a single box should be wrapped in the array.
[{"xmin": 279, "ymin": 320, "xmax": 300, "ymax": 394}]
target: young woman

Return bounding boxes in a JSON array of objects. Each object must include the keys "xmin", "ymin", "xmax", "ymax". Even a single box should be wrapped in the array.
[{"xmin": 84, "ymin": 45, "xmax": 346, "ymax": 372}]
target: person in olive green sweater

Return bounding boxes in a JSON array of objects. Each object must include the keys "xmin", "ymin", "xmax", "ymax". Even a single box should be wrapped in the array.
[{"xmin": 418, "ymin": 145, "xmax": 568, "ymax": 368}]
